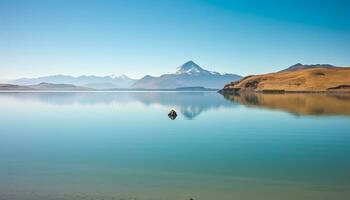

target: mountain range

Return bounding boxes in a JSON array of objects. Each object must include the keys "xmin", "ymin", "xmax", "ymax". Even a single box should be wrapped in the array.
[
  {"xmin": 131, "ymin": 61, "xmax": 242, "ymax": 89},
  {"xmin": 8, "ymin": 61, "xmax": 242, "ymax": 90},
  {"xmin": 11, "ymin": 74, "xmax": 136, "ymax": 89}
]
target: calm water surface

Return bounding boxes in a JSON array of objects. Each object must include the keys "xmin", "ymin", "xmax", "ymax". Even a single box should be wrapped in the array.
[{"xmin": 0, "ymin": 92, "xmax": 349, "ymax": 200}]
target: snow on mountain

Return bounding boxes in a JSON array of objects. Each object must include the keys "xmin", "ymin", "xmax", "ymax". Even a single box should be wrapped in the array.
[{"xmin": 176, "ymin": 61, "xmax": 206, "ymax": 74}]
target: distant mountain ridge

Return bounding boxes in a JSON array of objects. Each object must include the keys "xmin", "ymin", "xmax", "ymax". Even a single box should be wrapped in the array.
[
  {"xmin": 0, "ymin": 82, "xmax": 93, "ymax": 90},
  {"xmin": 131, "ymin": 61, "xmax": 242, "ymax": 89},
  {"xmin": 0, "ymin": 84, "xmax": 32, "ymax": 90},
  {"xmin": 11, "ymin": 74, "xmax": 136, "ymax": 89},
  {"xmin": 280, "ymin": 63, "xmax": 340, "ymax": 72},
  {"xmin": 30, "ymin": 82, "xmax": 92, "ymax": 90}
]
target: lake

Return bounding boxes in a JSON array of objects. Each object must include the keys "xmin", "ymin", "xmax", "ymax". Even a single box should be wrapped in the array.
[{"xmin": 0, "ymin": 91, "xmax": 349, "ymax": 200}]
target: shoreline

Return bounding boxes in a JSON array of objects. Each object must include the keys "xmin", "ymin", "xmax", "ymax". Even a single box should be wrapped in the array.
[
  {"xmin": 218, "ymin": 89, "xmax": 350, "ymax": 94},
  {"xmin": 0, "ymin": 89, "xmax": 218, "ymax": 93}
]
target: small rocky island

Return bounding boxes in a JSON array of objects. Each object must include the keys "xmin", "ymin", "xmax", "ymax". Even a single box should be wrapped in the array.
[{"xmin": 168, "ymin": 109, "xmax": 177, "ymax": 120}]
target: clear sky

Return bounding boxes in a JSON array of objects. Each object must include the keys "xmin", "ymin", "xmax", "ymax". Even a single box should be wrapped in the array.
[{"xmin": 0, "ymin": 0, "xmax": 349, "ymax": 80}]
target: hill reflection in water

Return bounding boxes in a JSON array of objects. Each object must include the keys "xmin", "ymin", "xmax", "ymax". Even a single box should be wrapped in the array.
[{"xmin": 221, "ymin": 92, "xmax": 350, "ymax": 116}]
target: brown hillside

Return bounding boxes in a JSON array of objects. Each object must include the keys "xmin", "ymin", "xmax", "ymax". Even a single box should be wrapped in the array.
[{"xmin": 221, "ymin": 67, "xmax": 350, "ymax": 93}]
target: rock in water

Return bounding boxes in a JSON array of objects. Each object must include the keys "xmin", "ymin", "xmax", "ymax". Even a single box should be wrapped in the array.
[{"xmin": 168, "ymin": 109, "xmax": 177, "ymax": 120}]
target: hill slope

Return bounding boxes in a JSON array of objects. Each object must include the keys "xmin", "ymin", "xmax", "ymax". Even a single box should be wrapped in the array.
[{"xmin": 221, "ymin": 66, "xmax": 350, "ymax": 93}]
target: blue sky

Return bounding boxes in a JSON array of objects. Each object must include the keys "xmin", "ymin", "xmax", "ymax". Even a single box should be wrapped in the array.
[{"xmin": 0, "ymin": 0, "xmax": 349, "ymax": 80}]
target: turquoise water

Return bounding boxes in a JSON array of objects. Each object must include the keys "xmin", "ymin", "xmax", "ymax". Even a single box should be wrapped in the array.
[{"xmin": 0, "ymin": 92, "xmax": 349, "ymax": 200}]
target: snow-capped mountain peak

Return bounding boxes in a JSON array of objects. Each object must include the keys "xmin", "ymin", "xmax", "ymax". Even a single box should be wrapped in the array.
[{"xmin": 176, "ymin": 61, "xmax": 205, "ymax": 74}]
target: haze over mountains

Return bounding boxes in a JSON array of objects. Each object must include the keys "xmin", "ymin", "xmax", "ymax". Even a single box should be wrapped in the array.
[
  {"xmin": 11, "ymin": 74, "xmax": 136, "ymax": 89},
  {"xmin": 9, "ymin": 61, "xmax": 242, "ymax": 90}
]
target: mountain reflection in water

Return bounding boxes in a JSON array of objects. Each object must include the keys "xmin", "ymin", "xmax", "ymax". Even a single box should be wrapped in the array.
[
  {"xmin": 221, "ymin": 92, "xmax": 350, "ymax": 116},
  {"xmin": 2, "ymin": 91, "xmax": 350, "ymax": 118},
  {"xmin": 0, "ymin": 91, "xmax": 237, "ymax": 119}
]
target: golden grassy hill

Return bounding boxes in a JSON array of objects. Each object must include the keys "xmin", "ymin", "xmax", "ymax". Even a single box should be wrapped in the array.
[{"xmin": 221, "ymin": 67, "xmax": 350, "ymax": 93}]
